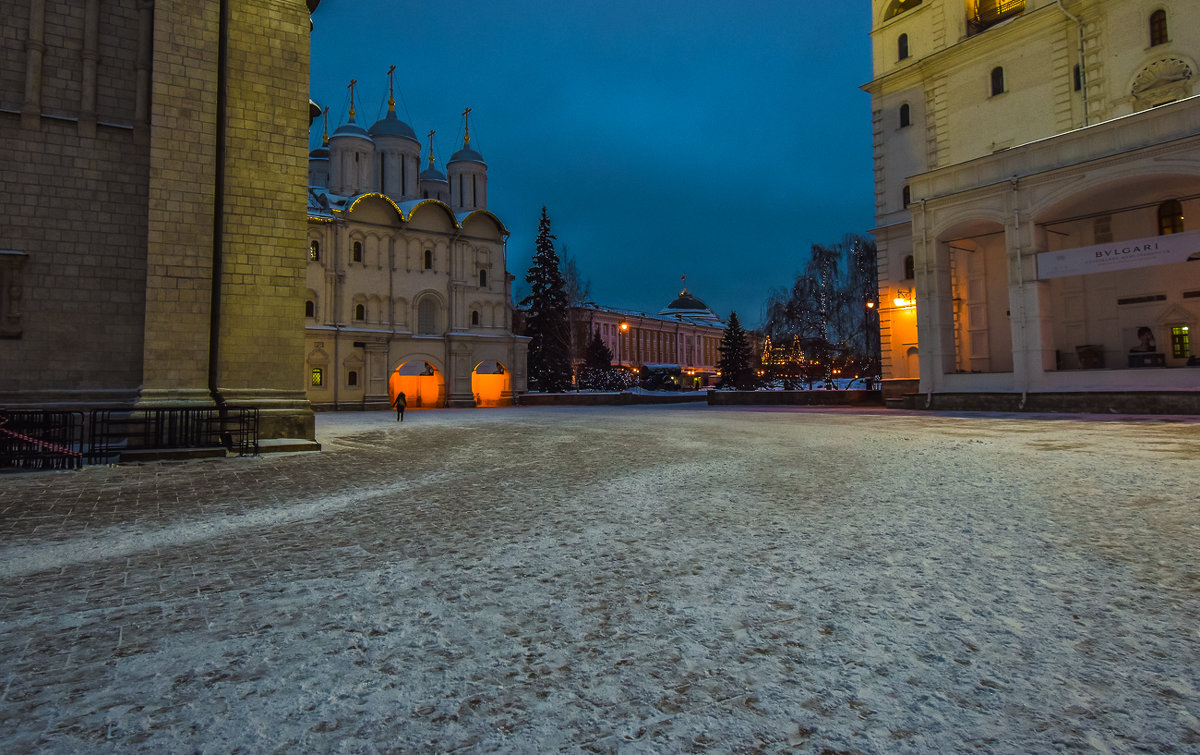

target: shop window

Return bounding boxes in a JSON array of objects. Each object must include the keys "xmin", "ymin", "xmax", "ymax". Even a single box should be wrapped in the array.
[
  {"xmin": 311, "ymin": 368, "xmax": 323, "ymax": 387},
  {"xmin": 899, "ymin": 103, "xmax": 911, "ymax": 128},
  {"xmin": 990, "ymin": 66, "xmax": 1005, "ymax": 96},
  {"xmin": 352, "ymin": 241, "xmax": 363, "ymax": 263},
  {"xmin": 479, "ymin": 268, "xmax": 487, "ymax": 287},
  {"xmin": 1158, "ymin": 199, "xmax": 1184, "ymax": 235},
  {"xmin": 348, "ymin": 370, "xmax": 358, "ymax": 387},
  {"xmin": 1171, "ymin": 326, "xmax": 1190, "ymax": 359},
  {"xmin": 1149, "ymin": 10, "xmax": 1168, "ymax": 47},
  {"xmin": 309, "ymin": 240, "xmax": 320, "ymax": 261},
  {"xmin": 898, "ymin": 33, "xmax": 910, "ymax": 60},
  {"xmin": 354, "ymin": 303, "xmax": 365, "ymax": 321},
  {"xmin": 904, "ymin": 255, "xmax": 915, "ymax": 280},
  {"xmin": 424, "ymin": 249, "xmax": 433, "ymax": 270},
  {"xmin": 305, "ymin": 300, "xmax": 315, "ymax": 318}
]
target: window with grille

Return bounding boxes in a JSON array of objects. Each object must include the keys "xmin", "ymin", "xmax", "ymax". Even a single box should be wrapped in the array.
[{"xmin": 1150, "ymin": 10, "xmax": 1168, "ymax": 47}]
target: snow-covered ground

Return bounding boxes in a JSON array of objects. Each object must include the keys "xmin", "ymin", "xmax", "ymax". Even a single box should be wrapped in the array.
[{"xmin": 1, "ymin": 405, "xmax": 1199, "ymax": 752}]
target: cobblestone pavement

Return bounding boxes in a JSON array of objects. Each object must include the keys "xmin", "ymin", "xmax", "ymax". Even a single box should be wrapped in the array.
[{"xmin": 1, "ymin": 405, "xmax": 1199, "ymax": 753}]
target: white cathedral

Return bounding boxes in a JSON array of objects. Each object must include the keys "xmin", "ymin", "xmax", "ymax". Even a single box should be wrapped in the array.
[{"xmin": 303, "ymin": 76, "xmax": 528, "ymax": 410}]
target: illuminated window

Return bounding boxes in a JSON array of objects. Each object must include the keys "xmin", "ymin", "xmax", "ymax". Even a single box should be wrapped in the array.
[
  {"xmin": 309, "ymin": 240, "xmax": 320, "ymax": 261},
  {"xmin": 424, "ymin": 249, "xmax": 433, "ymax": 270},
  {"xmin": 899, "ymin": 103, "xmax": 911, "ymax": 128},
  {"xmin": 311, "ymin": 368, "xmax": 323, "ymax": 387},
  {"xmin": 898, "ymin": 34, "xmax": 909, "ymax": 60},
  {"xmin": 1150, "ymin": 10, "xmax": 1168, "ymax": 47},
  {"xmin": 970, "ymin": 0, "xmax": 1024, "ymax": 34},
  {"xmin": 348, "ymin": 370, "xmax": 358, "ymax": 387},
  {"xmin": 354, "ymin": 303, "xmax": 365, "ymax": 321},
  {"xmin": 990, "ymin": 67, "xmax": 1005, "ymax": 96},
  {"xmin": 352, "ymin": 241, "xmax": 363, "ymax": 262},
  {"xmin": 305, "ymin": 300, "xmax": 315, "ymax": 318},
  {"xmin": 1158, "ymin": 200, "xmax": 1184, "ymax": 235},
  {"xmin": 1171, "ymin": 326, "xmax": 1190, "ymax": 359},
  {"xmin": 884, "ymin": 0, "xmax": 921, "ymax": 20}
]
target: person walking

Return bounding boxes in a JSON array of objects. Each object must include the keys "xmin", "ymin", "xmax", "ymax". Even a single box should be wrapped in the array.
[{"xmin": 393, "ymin": 391, "xmax": 407, "ymax": 422}]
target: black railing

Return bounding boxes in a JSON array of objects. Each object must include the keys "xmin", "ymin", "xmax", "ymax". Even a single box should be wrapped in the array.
[
  {"xmin": 88, "ymin": 406, "xmax": 259, "ymax": 464},
  {"xmin": 0, "ymin": 410, "xmax": 85, "ymax": 471}
]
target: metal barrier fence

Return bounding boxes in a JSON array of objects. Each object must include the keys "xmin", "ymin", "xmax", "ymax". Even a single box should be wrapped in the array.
[
  {"xmin": 0, "ymin": 410, "xmax": 85, "ymax": 471},
  {"xmin": 88, "ymin": 406, "xmax": 260, "ymax": 465}
]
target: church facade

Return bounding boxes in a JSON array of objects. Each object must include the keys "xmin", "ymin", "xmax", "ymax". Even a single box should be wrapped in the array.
[
  {"xmin": 304, "ymin": 83, "xmax": 528, "ymax": 410},
  {"xmin": 866, "ymin": 0, "xmax": 1200, "ymax": 407}
]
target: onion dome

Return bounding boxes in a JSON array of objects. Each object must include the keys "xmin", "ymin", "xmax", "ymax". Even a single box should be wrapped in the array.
[
  {"xmin": 420, "ymin": 164, "xmax": 447, "ymax": 182},
  {"xmin": 309, "ymin": 145, "xmax": 330, "ymax": 159},
  {"xmin": 448, "ymin": 145, "xmax": 485, "ymax": 165},
  {"xmin": 369, "ymin": 110, "xmax": 419, "ymax": 142},
  {"xmin": 331, "ymin": 120, "xmax": 370, "ymax": 140}
]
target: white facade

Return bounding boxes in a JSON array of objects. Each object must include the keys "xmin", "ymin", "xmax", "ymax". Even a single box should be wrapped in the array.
[
  {"xmin": 304, "ymin": 100, "xmax": 528, "ymax": 410},
  {"xmin": 866, "ymin": 0, "xmax": 1200, "ymax": 401}
]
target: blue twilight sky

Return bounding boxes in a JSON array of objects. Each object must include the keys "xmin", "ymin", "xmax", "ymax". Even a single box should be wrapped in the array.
[{"xmin": 309, "ymin": 1, "xmax": 875, "ymax": 328}]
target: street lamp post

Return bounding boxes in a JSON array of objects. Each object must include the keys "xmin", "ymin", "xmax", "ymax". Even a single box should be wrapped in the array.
[{"xmin": 618, "ymin": 320, "xmax": 629, "ymax": 370}]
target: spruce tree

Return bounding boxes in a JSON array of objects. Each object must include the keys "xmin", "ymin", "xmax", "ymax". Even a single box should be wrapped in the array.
[
  {"xmin": 717, "ymin": 311, "xmax": 756, "ymax": 390},
  {"xmin": 520, "ymin": 207, "xmax": 573, "ymax": 392},
  {"xmin": 578, "ymin": 329, "xmax": 616, "ymax": 390}
]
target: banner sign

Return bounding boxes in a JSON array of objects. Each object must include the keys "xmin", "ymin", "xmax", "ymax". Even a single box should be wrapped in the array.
[{"xmin": 1036, "ymin": 228, "xmax": 1200, "ymax": 279}]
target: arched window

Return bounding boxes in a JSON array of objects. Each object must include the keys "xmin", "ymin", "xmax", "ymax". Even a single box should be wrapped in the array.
[
  {"xmin": 311, "ymin": 368, "xmax": 323, "ymax": 387},
  {"xmin": 471, "ymin": 310, "xmax": 480, "ymax": 326},
  {"xmin": 423, "ymin": 249, "xmax": 433, "ymax": 270},
  {"xmin": 347, "ymin": 371, "xmax": 358, "ymax": 387},
  {"xmin": 904, "ymin": 255, "xmax": 915, "ymax": 280},
  {"xmin": 352, "ymin": 241, "xmax": 363, "ymax": 263},
  {"xmin": 902, "ymin": 185, "xmax": 911, "ymax": 207},
  {"xmin": 1158, "ymin": 199, "xmax": 1184, "ymax": 235},
  {"xmin": 1149, "ymin": 10, "xmax": 1168, "ymax": 47},
  {"xmin": 479, "ymin": 268, "xmax": 488, "ymax": 288},
  {"xmin": 354, "ymin": 303, "xmax": 365, "ymax": 321},
  {"xmin": 990, "ymin": 66, "xmax": 1005, "ymax": 96},
  {"xmin": 309, "ymin": 240, "xmax": 320, "ymax": 261},
  {"xmin": 418, "ymin": 298, "xmax": 438, "ymax": 334},
  {"xmin": 898, "ymin": 33, "xmax": 909, "ymax": 60},
  {"xmin": 305, "ymin": 300, "xmax": 315, "ymax": 318},
  {"xmin": 899, "ymin": 103, "xmax": 911, "ymax": 128}
]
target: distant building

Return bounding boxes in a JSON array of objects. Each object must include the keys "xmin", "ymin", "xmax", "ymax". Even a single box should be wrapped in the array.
[
  {"xmin": 568, "ymin": 289, "xmax": 726, "ymax": 389},
  {"xmin": 865, "ymin": 0, "xmax": 1200, "ymax": 406},
  {"xmin": 304, "ymin": 78, "xmax": 528, "ymax": 409},
  {"xmin": 1, "ymin": 0, "xmax": 320, "ymax": 441}
]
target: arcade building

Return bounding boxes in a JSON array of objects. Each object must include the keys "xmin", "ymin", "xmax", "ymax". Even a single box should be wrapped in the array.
[{"xmin": 866, "ymin": 0, "xmax": 1199, "ymax": 410}]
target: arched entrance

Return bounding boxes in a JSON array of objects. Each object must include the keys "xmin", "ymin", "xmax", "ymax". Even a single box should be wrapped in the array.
[
  {"xmin": 471, "ymin": 360, "xmax": 511, "ymax": 407},
  {"xmin": 388, "ymin": 361, "xmax": 445, "ymax": 409}
]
